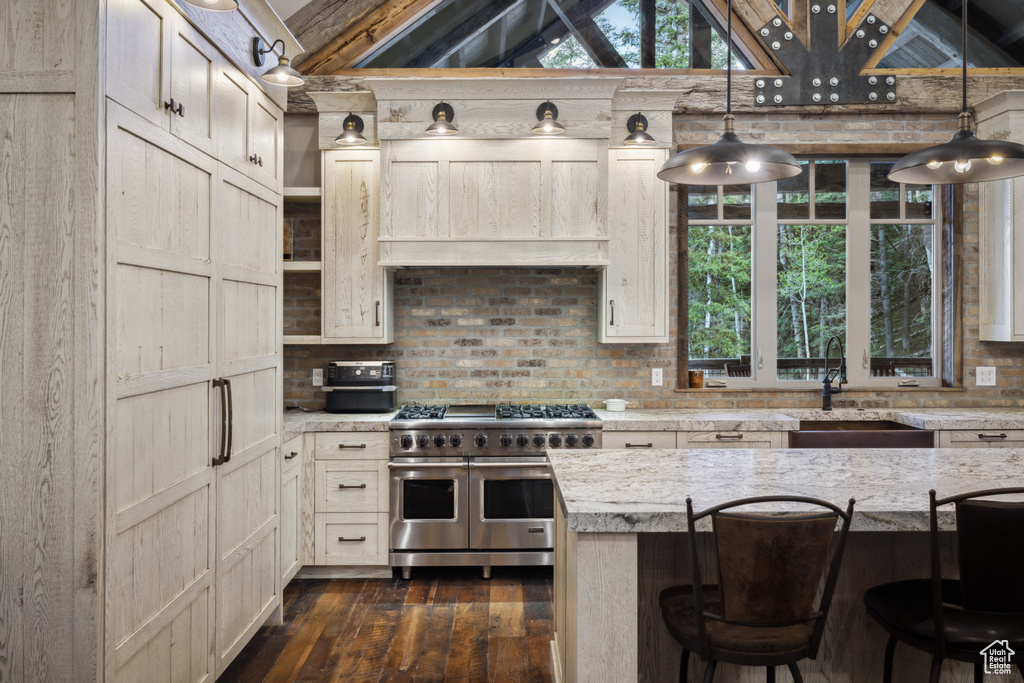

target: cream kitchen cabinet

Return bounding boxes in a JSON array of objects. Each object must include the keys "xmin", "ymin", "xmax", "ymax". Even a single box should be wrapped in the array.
[
  {"xmin": 107, "ymin": 0, "xmax": 217, "ymax": 155},
  {"xmin": 281, "ymin": 435, "xmax": 304, "ymax": 586},
  {"xmin": 936, "ymin": 430, "xmax": 1024, "ymax": 448},
  {"xmin": 322, "ymin": 149, "xmax": 394, "ymax": 343},
  {"xmin": 676, "ymin": 431, "xmax": 785, "ymax": 449},
  {"xmin": 602, "ymin": 431, "xmax": 677, "ymax": 450},
  {"xmin": 599, "ymin": 147, "xmax": 670, "ymax": 343},
  {"xmin": 312, "ymin": 432, "xmax": 390, "ymax": 566}
]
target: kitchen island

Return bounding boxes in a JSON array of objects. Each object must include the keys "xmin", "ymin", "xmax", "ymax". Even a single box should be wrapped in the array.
[{"xmin": 550, "ymin": 447, "xmax": 1024, "ymax": 683}]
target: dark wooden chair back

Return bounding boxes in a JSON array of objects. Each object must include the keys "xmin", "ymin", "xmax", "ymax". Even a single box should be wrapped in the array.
[
  {"xmin": 686, "ymin": 495, "xmax": 855, "ymax": 659},
  {"xmin": 725, "ymin": 364, "xmax": 751, "ymax": 377}
]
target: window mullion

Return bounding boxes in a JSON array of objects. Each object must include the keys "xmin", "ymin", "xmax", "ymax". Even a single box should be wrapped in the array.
[
  {"xmin": 753, "ymin": 182, "xmax": 779, "ymax": 384},
  {"xmin": 847, "ymin": 160, "xmax": 872, "ymax": 386}
]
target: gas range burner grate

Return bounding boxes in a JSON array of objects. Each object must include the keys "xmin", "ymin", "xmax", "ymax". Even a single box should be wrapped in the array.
[
  {"xmin": 497, "ymin": 403, "xmax": 599, "ymax": 420},
  {"xmin": 395, "ymin": 404, "xmax": 448, "ymax": 420},
  {"xmin": 497, "ymin": 404, "xmax": 547, "ymax": 419},
  {"xmin": 546, "ymin": 404, "xmax": 599, "ymax": 419}
]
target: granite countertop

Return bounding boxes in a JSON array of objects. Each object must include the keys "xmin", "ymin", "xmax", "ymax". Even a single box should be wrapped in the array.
[
  {"xmin": 283, "ymin": 410, "xmax": 397, "ymax": 441},
  {"xmin": 549, "ymin": 447, "xmax": 1024, "ymax": 533}
]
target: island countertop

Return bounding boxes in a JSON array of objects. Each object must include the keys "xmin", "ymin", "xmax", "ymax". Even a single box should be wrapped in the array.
[{"xmin": 549, "ymin": 447, "xmax": 1024, "ymax": 533}]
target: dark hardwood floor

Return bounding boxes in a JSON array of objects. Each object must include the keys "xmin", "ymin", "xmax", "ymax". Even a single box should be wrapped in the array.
[{"xmin": 219, "ymin": 567, "xmax": 554, "ymax": 683}]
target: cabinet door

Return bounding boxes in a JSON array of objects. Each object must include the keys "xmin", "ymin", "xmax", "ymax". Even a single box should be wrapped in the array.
[
  {"xmin": 212, "ymin": 58, "xmax": 253, "ymax": 177},
  {"xmin": 677, "ymin": 431, "xmax": 785, "ymax": 449},
  {"xmin": 314, "ymin": 513, "xmax": 389, "ymax": 565},
  {"xmin": 601, "ymin": 431, "xmax": 676, "ymax": 449},
  {"xmin": 937, "ymin": 430, "xmax": 1024, "ymax": 448},
  {"xmin": 600, "ymin": 148, "xmax": 669, "ymax": 342},
  {"xmin": 322, "ymin": 150, "xmax": 393, "ymax": 342},
  {"xmin": 168, "ymin": 13, "xmax": 216, "ymax": 156},
  {"xmin": 281, "ymin": 436, "xmax": 303, "ymax": 586},
  {"xmin": 106, "ymin": 0, "xmax": 172, "ymax": 127},
  {"xmin": 106, "ymin": 103, "xmax": 217, "ymax": 683},
  {"xmin": 251, "ymin": 92, "xmax": 282, "ymax": 190}
]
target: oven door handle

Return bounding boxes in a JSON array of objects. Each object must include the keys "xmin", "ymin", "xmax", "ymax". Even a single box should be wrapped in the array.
[
  {"xmin": 387, "ymin": 462, "xmax": 467, "ymax": 470},
  {"xmin": 470, "ymin": 462, "xmax": 551, "ymax": 469}
]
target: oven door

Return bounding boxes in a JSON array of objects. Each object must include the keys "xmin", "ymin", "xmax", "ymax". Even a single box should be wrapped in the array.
[
  {"xmin": 389, "ymin": 457, "xmax": 469, "ymax": 551},
  {"xmin": 469, "ymin": 457, "xmax": 554, "ymax": 550}
]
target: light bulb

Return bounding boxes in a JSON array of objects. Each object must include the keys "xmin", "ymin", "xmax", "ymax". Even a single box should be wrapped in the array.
[
  {"xmin": 691, "ymin": 162, "xmax": 708, "ymax": 174},
  {"xmin": 954, "ymin": 159, "xmax": 972, "ymax": 174},
  {"xmin": 344, "ymin": 132, "xmax": 357, "ymax": 142},
  {"xmin": 543, "ymin": 123, "xmax": 554, "ymax": 132},
  {"xmin": 988, "ymin": 156, "xmax": 1005, "ymax": 165},
  {"xmin": 275, "ymin": 72, "xmax": 289, "ymax": 83},
  {"xmin": 926, "ymin": 160, "xmax": 943, "ymax": 170},
  {"xmin": 744, "ymin": 160, "xmax": 762, "ymax": 173},
  {"xmin": 551, "ymin": 37, "xmax": 560, "ymax": 45}
]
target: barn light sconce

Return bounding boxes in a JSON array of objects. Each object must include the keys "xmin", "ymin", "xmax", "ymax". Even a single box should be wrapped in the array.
[
  {"xmin": 623, "ymin": 113, "xmax": 655, "ymax": 145},
  {"xmin": 335, "ymin": 113, "xmax": 367, "ymax": 146},
  {"xmin": 181, "ymin": 0, "xmax": 236, "ymax": 12},
  {"xmin": 252, "ymin": 38, "xmax": 305, "ymax": 87},
  {"xmin": 888, "ymin": 0, "xmax": 1024, "ymax": 183},
  {"xmin": 425, "ymin": 103, "xmax": 458, "ymax": 135},
  {"xmin": 533, "ymin": 101, "xmax": 565, "ymax": 135}
]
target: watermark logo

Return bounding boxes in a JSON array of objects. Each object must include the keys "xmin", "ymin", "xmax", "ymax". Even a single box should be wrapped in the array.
[{"xmin": 981, "ymin": 640, "xmax": 1015, "ymax": 675}]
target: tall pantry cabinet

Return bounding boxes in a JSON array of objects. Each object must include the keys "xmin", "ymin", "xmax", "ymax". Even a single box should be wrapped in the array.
[{"xmin": 0, "ymin": 0, "xmax": 291, "ymax": 680}]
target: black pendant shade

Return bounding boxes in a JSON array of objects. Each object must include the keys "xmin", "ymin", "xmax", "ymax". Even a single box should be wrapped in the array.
[
  {"xmin": 888, "ymin": 0, "xmax": 1024, "ymax": 184},
  {"xmin": 658, "ymin": 0, "xmax": 799, "ymax": 185}
]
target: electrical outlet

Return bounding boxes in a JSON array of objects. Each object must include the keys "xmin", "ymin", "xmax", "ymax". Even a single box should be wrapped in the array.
[
  {"xmin": 312, "ymin": 368, "xmax": 324, "ymax": 387},
  {"xmin": 652, "ymin": 368, "xmax": 663, "ymax": 386},
  {"xmin": 976, "ymin": 366, "xmax": 996, "ymax": 386}
]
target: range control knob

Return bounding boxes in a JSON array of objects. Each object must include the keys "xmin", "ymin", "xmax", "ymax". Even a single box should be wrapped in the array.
[
  {"xmin": 517, "ymin": 433, "xmax": 529, "ymax": 447},
  {"xmin": 416, "ymin": 434, "xmax": 430, "ymax": 448},
  {"xmin": 400, "ymin": 435, "xmax": 414, "ymax": 449},
  {"xmin": 565, "ymin": 433, "xmax": 579, "ymax": 447},
  {"xmin": 450, "ymin": 434, "xmax": 463, "ymax": 448},
  {"xmin": 474, "ymin": 433, "xmax": 488, "ymax": 448},
  {"xmin": 433, "ymin": 434, "xmax": 446, "ymax": 448},
  {"xmin": 533, "ymin": 434, "xmax": 546, "ymax": 447},
  {"xmin": 548, "ymin": 433, "xmax": 562, "ymax": 447},
  {"xmin": 500, "ymin": 433, "xmax": 513, "ymax": 447},
  {"xmin": 582, "ymin": 433, "xmax": 595, "ymax": 448}
]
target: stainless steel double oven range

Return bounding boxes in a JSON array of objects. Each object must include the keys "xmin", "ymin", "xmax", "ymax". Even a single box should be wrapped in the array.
[{"xmin": 388, "ymin": 404, "xmax": 602, "ymax": 579}]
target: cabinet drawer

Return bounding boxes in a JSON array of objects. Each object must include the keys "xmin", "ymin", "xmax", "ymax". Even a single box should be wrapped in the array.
[
  {"xmin": 314, "ymin": 513, "xmax": 388, "ymax": 565},
  {"xmin": 282, "ymin": 434, "xmax": 303, "ymax": 475},
  {"xmin": 315, "ymin": 460, "xmax": 387, "ymax": 513},
  {"xmin": 602, "ymin": 431, "xmax": 676, "ymax": 450},
  {"xmin": 313, "ymin": 432, "xmax": 389, "ymax": 460},
  {"xmin": 937, "ymin": 429, "xmax": 1024, "ymax": 448},
  {"xmin": 677, "ymin": 431, "xmax": 784, "ymax": 449}
]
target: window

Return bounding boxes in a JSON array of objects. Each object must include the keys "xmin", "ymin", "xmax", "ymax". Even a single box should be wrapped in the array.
[{"xmin": 686, "ymin": 159, "xmax": 941, "ymax": 388}]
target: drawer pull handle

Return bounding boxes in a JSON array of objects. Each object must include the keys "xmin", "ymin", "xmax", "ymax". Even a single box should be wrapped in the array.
[
  {"xmin": 715, "ymin": 433, "xmax": 744, "ymax": 440},
  {"xmin": 625, "ymin": 442, "xmax": 653, "ymax": 448},
  {"xmin": 338, "ymin": 536, "xmax": 366, "ymax": 542},
  {"xmin": 338, "ymin": 444, "xmax": 368, "ymax": 449},
  {"xmin": 978, "ymin": 433, "xmax": 1007, "ymax": 439},
  {"xmin": 338, "ymin": 483, "xmax": 367, "ymax": 489},
  {"xmin": 284, "ymin": 451, "xmax": 299, "ymax": 460}
]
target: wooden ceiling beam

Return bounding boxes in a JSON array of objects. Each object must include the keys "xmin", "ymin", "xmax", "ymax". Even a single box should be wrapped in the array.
[
  {"xmin": 700, "ymin": 0, "xmax": 787, "ymax": 71},
  {"xmin": 545, "ymin": 0, "xmax": 628, "ymax": 67},
  {"xmin": 297, "ymin": 0, "xmax": 447, "ymax": 74},
  {"xmin": 860, "ymin": 0, "xmax": 926, "ymax": 69},
  {"xmin": 406, "ymin": 0, "xmax": 528, "ymax": 67},
  {"xmin": 287, "ymin": 0, "xmax": 385, "ymax": 62}
]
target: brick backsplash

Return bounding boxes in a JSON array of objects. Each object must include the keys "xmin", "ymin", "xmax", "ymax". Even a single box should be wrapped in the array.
[{"xmin": 283, "ymin": 112, "xmax": 1024, "ymax": 411}]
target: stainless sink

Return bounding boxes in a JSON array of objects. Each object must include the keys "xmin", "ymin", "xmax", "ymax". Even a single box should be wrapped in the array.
[{"xmin": 789, "ymin": 421, "xmax": 934, "ymax": 448}]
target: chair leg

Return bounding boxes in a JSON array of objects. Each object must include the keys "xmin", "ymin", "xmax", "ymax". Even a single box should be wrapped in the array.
[
  {"xmin": 974, "ymin": 660, "xmax": 983, "ymax": 683},
  {"xmin": 882, "ymin": 635, "xmax": 897, "ymax": 683},
  {"xmin": 702, "ymin": 659, "xmax": 717, "ymax": 683},
  {"xmin": 929, "ymin": 657, "xmax": 943, "ymax": 683},
  {"xmin": 766, "ymin": 665, "xmax": 775, "ymax": 683},
  {"xmin": 679, "ymin": 648, "xmax": 690, "ymax": 683},
  {"xmin": 787, "ymin": 662, "xmax": 804, "ymax": 683}
]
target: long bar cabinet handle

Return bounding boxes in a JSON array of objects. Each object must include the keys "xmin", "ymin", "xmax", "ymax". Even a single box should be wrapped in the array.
[
  {"xmin": 610, "ymin": 300, "xmax": 615, "ymax": 325},
  {"xmin": 337, "ymin": 483, "xmax": 367, "ymax": 489},
  {"xmin": 337, "ymin": 443, "xmax": 367, "ymax": 449},
  {"xmin": 212, "ymin": 378, "xmax": 228, "ymax": 466},
  {"xmin": 337, "ymin": 536, "xmax": 366, "ymax": 542},
  {"xmin": 625, "ymin": 442, "xmax": 653, "ymax": 448},
  {"xmin": 375, "ymin": 300, "xmax": 381, "ymax": 327},
  {"xmin": 715, "ymin": 433, "xmax": 744, "ymax": 440},
  {"xmin": 224, "ymin": 377, "xmax": 233, "ymax": 463},
  {"xmin": 978, "ymin": 433, "xmax": 1007, "ymax": 439}
]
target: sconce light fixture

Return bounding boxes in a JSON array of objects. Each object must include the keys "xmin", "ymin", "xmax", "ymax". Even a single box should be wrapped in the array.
[
  {"xmin": 335, "ymin": 113, "xmax": 367, "ymax": 146},
  {"xmin": 181, "ymin": 0, "xmax": 236, "ymax": 11},
  {"xmin": 252, "ymin": 38, "xmax": 305, "ymax": 87},
  {"xmin": 623, "ymin": 112, "xmax": 655, "ymax": 145},
  {"xmin": 425, "ymin": 103, "xmax": 458, "ymax": 135},
  {"xmin": 533, "ymin": 101, "xmax": 565, "ymax": 135}
]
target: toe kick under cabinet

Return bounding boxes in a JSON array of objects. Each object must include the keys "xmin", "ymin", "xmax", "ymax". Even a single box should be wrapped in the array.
[{"xmin": 312, "ymin": 433, "xmax": 390, "ymax": 566}]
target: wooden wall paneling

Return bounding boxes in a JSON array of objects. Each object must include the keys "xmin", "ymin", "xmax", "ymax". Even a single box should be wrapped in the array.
[
  {"xmin": 365, "ymin": 76, "xmax": 625, "ymax": 102},
  {"xmin": 0, "ymin": 92, "xmax": 78, "ymax": 683},
  {"xmin": 0, "ymin": 0, "xmax": 75, "ymax": 72}
]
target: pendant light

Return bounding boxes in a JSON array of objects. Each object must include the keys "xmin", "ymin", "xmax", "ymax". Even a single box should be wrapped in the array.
[
  {"xmin": 657, "ymin": 0, "xmax": 800, "ymax": 185},
  {"xmin": 888, "ymin": 0, "xmax": 1024, "ymax": 183},
  {"xmin": 335, "ymin": 113, "xmax": 367, "ymax": 146},
  {"xmin": 425, "ymin": 103, "xmax": 458, "ymax": 136},
  {"xmin": 623, "ymin": 113, "xmax": 656, "ymax": 145},
  {"xmin": 252, "ymin": 38, "xmax": 305, "ymax": 87},
  {"xmin": 533, "ymin": 101, "xmax": 566, "ymax": 135}
]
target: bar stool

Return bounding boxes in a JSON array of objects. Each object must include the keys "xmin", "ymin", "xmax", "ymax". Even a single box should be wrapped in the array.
[
  {"xmin": 863, "ymin": 487, "xmax": 1024, "ymax": 682},
  {"xmin": 659, "ymin": 495, "xmax": 856, "ymax": 683}
]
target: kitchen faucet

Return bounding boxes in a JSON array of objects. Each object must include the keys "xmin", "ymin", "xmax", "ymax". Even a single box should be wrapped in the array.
[{"xmin": 822, "ymin": 335, "xmax": 846, "ymax": 411}]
